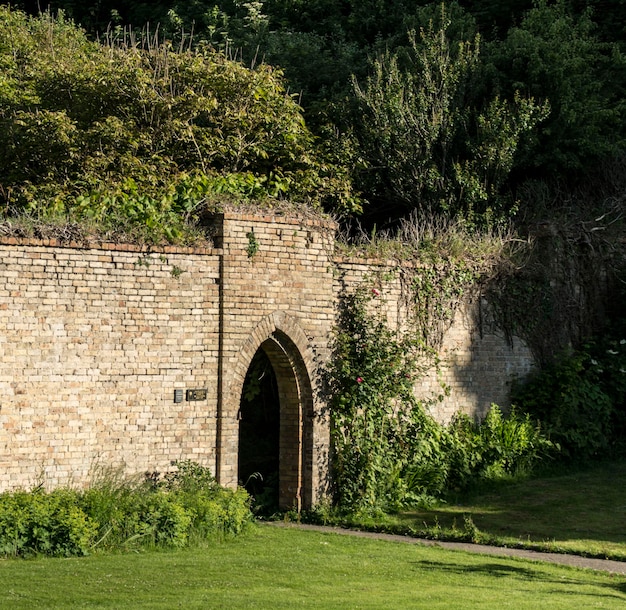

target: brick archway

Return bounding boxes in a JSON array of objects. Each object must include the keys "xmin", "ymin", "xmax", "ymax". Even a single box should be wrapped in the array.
[{"xmin": 224, "ymin": 313, "xmax": 316, "ymax": 510}]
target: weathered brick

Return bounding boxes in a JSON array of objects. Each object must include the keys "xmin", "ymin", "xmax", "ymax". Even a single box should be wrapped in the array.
[{"xmin": 0, "ymin": 213, "xmax": 532, "ymax": 509}]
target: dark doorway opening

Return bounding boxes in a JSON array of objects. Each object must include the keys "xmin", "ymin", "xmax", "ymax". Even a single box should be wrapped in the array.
[{"xmin": 238, "ymin": 348, "xmax": 280, "ymax": 515}]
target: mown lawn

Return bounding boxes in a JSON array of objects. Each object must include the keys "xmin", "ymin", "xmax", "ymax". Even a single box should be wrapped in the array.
[
  {"xmin": 392, "ymin": 460, "xmax": 626, "ymax": 560},
  {"xmin": 2, "ymin": 524, "xmax": 626, "ymax": 609},
  {"xmin": 3, "ymin": 461, "xmax": 626, "ymax": 608}
]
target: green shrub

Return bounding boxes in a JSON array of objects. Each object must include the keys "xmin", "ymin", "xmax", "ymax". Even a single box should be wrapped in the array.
[
  {"xmin": 512, "ymin": 346, "xmax": 618, "ymax": 460},
  {"xmin": 327, "ymin": 286, "xmax": 556, "ymax": 513},
  {"xmin": 0, "ymin": 489, "xmax": 97, "ymax": 558},
  {"xmin": 121, "ymin": 492, "xmax": 193, "ymax": 549},
  {"xmin": 158, "ymin": 459, "xmax": 221, "ymax": 494},
  {"xmin": 474, "ymin": 405, "xmax": 556, "ymax": 478},
  {"xmin": 327, "ymin": 285, "xmax": 433, "ymax": 512},
  {"xmin": 0, "ymin": 7, "xmax": 360, "ymax": 241},
  {"xmin": 155, "ymin": 460, "xmax": 253, "ymax": 540},
  {"xmin": 401, "ymin": 406, "xmax": 556, "ymax": 501},
  {"xmin": 0, "ymin": 462, "xmax": 252, "ymax": 558}
]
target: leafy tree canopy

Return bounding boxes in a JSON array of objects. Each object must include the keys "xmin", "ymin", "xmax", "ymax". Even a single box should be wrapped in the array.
[
  {"xmin": 347, "ymin": 8, "xmax": 548, "ymax": 226},
  {"xmin": 6, "ymin": 1, "xmax": 626, "ymax": 231},
  {"xmin": 0, "ymin": 6, "xmax": 359, "ymax": 242},
  {"xmin": 483, "ymin": 0, "xmax": 626, "ymax": 175}
]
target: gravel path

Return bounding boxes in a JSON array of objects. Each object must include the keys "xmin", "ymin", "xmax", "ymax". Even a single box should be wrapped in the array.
[{"xmin": 268, "ymin": 522, "xmax": 626, "ymax": 575}]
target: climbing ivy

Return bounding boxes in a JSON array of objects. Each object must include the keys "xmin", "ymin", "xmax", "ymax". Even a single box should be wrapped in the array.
[
  {"xmin": 245, "ymin": 231, "xmax": 260, "ymax": 258},
  {"xmin": 406, "ymin": 262, "xmax": 478, "ymax": 350}
]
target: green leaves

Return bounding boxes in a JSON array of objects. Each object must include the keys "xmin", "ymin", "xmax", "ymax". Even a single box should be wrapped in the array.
[
  {"xmin": 0, "ymin": 489, "xmax": 98, "ymax": 558},
  {"xmin": 0, "ymin": 7, "xmax": 357, "ymax": 240},
  {"xmin": 350, "ymin": 6, "xmax": 547, "ymax": 225},
  {"xmin": 328, "ymin": 286, "xmax": 434, "ymax": 512},
  {"xmin": 328, "ymin": 282, "xmax": 556, "ymax": 513},
  {"xmin": 512, "ymin": 326, "xmax": 626, "ymax": 460},
  {"xmin": 485, "ymin": 0, "xmax": 626, "ymax": 173},
  {"xmin": 0, "ymin": 461, "xmax": 252, "ymax": 557}
]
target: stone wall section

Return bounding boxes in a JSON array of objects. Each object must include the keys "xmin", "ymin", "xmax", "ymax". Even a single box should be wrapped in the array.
[
  {"xmin": 334, "ymin": 257, "xmax": 535, "ymax": 423},
  {"xmin": 215, "ymin": 212, "xmax": 336, "ymax": 505},
  {"xmin": 0, "ymin": 239, "xmax": 221, "ymax": 491}
]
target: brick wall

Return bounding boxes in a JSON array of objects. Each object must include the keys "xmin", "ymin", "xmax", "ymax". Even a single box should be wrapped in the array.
[
  {"xmin": 334, "ymin": 257, "xmax": 535, "ymax": 423},
  {"xmin": 214, "ymin": 212, "xmax": 336, "ymax": 507},
  {"xmin": 0, "ymin": 212, "xmax": 535, "ymax": 502},
  {"xmin": 0, "ymin": 239, "xmax": 221, "ymax": 491}
]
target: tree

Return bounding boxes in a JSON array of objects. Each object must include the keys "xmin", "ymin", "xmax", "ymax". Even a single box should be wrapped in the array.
[
  {"xmin": 348, "ymin": 6, "xmax": 547, "ymax": 226},
  {"xmin": 0, "ymin": 7, "xmax": 359, "ymax": 239},
  {"xmin": 484, "ymin": 0, "xmax": 626, "ymax": 175}
]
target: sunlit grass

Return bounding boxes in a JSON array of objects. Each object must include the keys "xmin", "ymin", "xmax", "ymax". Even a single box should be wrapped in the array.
[
  {"xmin": 2, "ymin": 525, "xmax": 626, "ymax": 609},
  {"xmin": 3, "ymin": 462, "xmax": 626, "ymax": 608}
]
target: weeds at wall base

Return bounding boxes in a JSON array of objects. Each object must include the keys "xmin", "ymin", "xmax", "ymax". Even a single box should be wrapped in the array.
[{"xmin": 0, "ymin": 461, "xmax": 253, "ymax": 559}]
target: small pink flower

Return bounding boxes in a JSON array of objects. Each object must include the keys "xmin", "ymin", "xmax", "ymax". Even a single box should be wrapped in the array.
[
  {"xmin": 356, "ymin": 377, "xmax": 364, "ymax": 384},
  {"xmin": 372, "ymin": 288, "xmax": 381, "ymax": 297}
]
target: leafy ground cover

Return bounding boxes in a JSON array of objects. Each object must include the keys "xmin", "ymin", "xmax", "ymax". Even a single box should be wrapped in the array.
[
  {"xmin": 0, "ymin": 461, "xmax": 252, "ymax": 558},
  {"xmin": 322, "ymin": 461, "xmax": 626, "ymax": 561},
  {"xmin": 2, "ymin": 524, "xmax": 626, "ymax": 609}
]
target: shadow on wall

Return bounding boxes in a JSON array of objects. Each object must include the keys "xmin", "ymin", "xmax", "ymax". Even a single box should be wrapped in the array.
[
  {"xmin": 417, "ymin": 297, "xmax": 536, "ymax": 424},
  {"xmin": 332, "ymin": 263, "xmax": 536, "ymax": 425}
]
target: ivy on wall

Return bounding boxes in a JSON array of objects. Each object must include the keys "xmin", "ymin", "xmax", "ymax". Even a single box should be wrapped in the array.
[{"xmin": 326, "ymin": 282, "xmax": 556, "ymax": 513}]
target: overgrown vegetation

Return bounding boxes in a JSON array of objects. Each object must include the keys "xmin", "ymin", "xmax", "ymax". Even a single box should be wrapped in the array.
[
  {"xmin": 484, "ymin": 159, "xmax": 626, "ymax": 366},
  {"xmin": 511, "ymin": 319, "xmax": 626, "ymax": 461},
  {"xmin": 14, "ymin": 0, "xmax": 624, "ymax": 224},
  {"xmin": 336, "ymin": 213, "xmax": 524, "ymax": 349},
  {"xmin": 0, "ymin": 7, "xmax": 357, "ymax": 244},
  {"xmin": 326, "ymin": 229, "xmax": 626, "ymax": 513},
  {"xmin": 6, "ymin": 2, "xmax": 626, "ymax": 233},
  {"xmin": 326, "ymin": 285, "xmax": 556, "ymax": 514},
  {"xmin": 3, "ymin": 1, "xmax": 626, "ymax": 526},
  {"xmin": 0, "ymin": 461, "xmax": 252, "ymax": 558},
  {"xmin": 348, "ymin": 7, "xmax": 548, "ymax": 225}
]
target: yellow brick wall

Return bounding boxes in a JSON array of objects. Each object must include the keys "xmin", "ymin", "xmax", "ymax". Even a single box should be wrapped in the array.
[
  {"xmin": 0, "ymin": 239, "xmax": 221, "ymax": 491},
  {"xmin": 334, "ymin": 257, "xmax": 534, "ymax": 424},
  {"xmin": 0, "ymin": 213, "xmax": 534, "ymax": 498}
]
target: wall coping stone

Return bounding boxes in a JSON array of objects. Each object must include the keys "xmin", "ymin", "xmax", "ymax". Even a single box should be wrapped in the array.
[
  {"xmin": 220, "ymin": 210, "xmax": 336, "ymax": 230},
  {"xmin": 0, "ymin": 235, "xmax": 221, "ymax": 256},
  {"xmin": 334, "ymin": 255, "xmax": 425, "ymax": 269}
]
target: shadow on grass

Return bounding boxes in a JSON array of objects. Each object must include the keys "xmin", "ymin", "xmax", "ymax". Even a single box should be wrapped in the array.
[
  {"xmin": 412, "ymin": 559, "xmax": 626, "ymax": 598},
  {"xmin": 399, "ymin": 461, "xmax": 626, "ymax": 548}
]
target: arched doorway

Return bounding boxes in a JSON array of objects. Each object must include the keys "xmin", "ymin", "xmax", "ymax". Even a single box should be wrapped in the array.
[
  {"xmin": 238, "ymin": 348, "xmax": 280, "ymax": 514},
  {"xmin": 237, "ymin": 331, "xmax": 313, "ymax": 512}
]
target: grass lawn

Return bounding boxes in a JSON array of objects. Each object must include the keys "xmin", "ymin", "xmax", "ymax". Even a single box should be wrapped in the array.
[
  {"xmin": 390, "ymin": 460, "xmax": 626, "ymax": 560},
  {"xmin": 3, "ymin": 460, "xmax": 626, "ymax": 608},
  {"xmin": 2, "ymin": 524, "xmax": 626, "ymax": 609}
]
